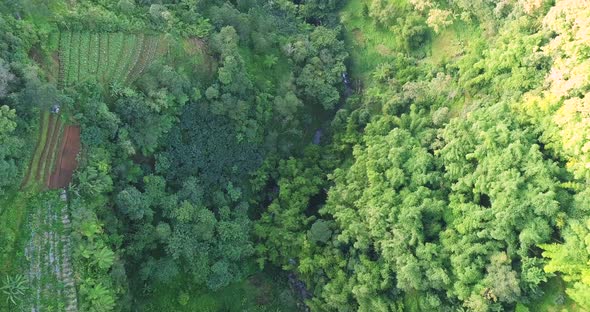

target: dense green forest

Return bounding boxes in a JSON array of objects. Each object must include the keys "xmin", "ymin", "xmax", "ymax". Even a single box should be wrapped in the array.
[{"xmin": 0, "ymin": 0, "xmax": 589, "ymax": 311}]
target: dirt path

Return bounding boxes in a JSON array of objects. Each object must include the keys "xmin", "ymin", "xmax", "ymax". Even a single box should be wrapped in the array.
[{"xmin": 48, "ymin": 126, "xmax": 81, "ymax": 189}]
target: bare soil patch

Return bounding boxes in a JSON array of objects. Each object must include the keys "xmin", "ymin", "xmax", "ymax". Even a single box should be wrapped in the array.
[
  {"xmin": 375, "ymin": 44, "xmax": 393, "ymax": 56},
  {"xmin": 48, "ymin": 126, "xmax": 80, "ymax": 189},
  {"xmin": 352, "ymin": 28, "xmax": 366, "ymax": 46}
]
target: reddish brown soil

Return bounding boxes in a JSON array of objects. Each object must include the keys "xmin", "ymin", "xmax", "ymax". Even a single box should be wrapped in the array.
[{"xmin": 48, "ymin": 126, "xmax": 81, "ymax": 189}]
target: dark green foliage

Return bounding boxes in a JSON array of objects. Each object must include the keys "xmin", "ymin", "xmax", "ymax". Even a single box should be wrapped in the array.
[
  {"xmin": 254, "ymin": 146, "xmax": 326, "ymax": 266},
  {"xmin": 308, "ymin": 219, "xmax": 333, "ymax": 244},
  {"xmin": 118, "ymin": 174, "xmax": 255, "ymax": 292},
  {"xmin": 160, "ymin": 104, "xmax": 262, "ymax": 188},
  {"xmin": 0, "ymin": 105, "xmax": 23, "ymax": 195}
]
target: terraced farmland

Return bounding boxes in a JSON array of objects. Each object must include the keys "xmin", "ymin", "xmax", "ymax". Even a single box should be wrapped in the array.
[
  {"xmin": 22, "ymin": 112, "xmax": 65, "ymax": 189},
  {"xmin": 58, "ymin": 31, "xmax": 168, "ymax": 87},
  {"xmin": 17, "ymin": 29, "xmax": 177, "ymax": 312},
  {"xmin": 25, "ymin": 30, "xmax": 169, "ymax": 190},
  {"xmin": 25, "ymin": 192, "xmax": 78, "ymax": 312}
]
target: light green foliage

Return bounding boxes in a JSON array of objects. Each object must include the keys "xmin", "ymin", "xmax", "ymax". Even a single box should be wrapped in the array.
[
  {"xmin": 306, "ymin": 113, "xmax": 448, "ymax": 310},
  {"xmin": 542, "ymin": 218, "xmax": 590, "ymax": 310},
  {"xmin": 439, "ymin": 103, "xmax": 560, "ymax": 307},
  {"xmin": 80, "ymin": 281, "xmax": 116, "ymax": 312}
]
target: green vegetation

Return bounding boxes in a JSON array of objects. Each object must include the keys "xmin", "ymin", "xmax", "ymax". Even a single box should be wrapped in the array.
[
  {"xmin": 22, "ymin": 111, "xmax": 67, "ymax": 189},
  {"xmin": 1, "ymin": 0, "xmax": 590, "ymax": 311},
  {"xmin": 22, "ymin": 111, "xmax": 50, "ymax": 188},
  {"xmin": 137, "ymin": 269, "xmax": 297, "ymax": 312},
  {"xmin": 58, "ymin": 31, "xmax": 166, "ymax": 88}
]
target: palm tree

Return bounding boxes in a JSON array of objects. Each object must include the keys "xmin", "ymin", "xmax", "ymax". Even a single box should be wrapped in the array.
[
  {"xmin": 1, "ymin": 274, "xmax": 28, "ymax": 305},
  {"xmin": 83, "ymin": 281, "xmax": 115, "ymax": 312},
  {"xmin": 93, "ymin": 246, "xmax": 115, "ymax": 270}
]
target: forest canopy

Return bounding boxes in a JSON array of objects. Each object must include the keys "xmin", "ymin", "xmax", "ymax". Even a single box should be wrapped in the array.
[{"xmin": 0, "ymin": 0, "xmax": 589, "ymax": 311}]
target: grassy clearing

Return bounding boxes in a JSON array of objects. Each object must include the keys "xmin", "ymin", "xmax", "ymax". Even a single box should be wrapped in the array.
[
  {"xmin": 525, "ymin": 277, "xmax": 582, "ymax": 312},
  {"xmin": 137, "ymin": 266, "xmax": 297, "ymax": 312},
  {"xmin": 339, "ymin": 0, "xmax": 401, "ymax": 83},
  {"xmin": 239, "ymin": 46, "xmax": 292, "ymax": 93},
  {"xmin": 339, "ymin": 0, "xmax": 482, "ymax": 87},
  {"xmin": 165, "ymin": 37, "xmax": 214, "ymax": 86},
  {"xmin": 403, "ymin": 290, "xmax": 421, "ymax": 312},
  {"xmin": 424, "ymin": 21, "xmax": 481, "ymax": 67}
]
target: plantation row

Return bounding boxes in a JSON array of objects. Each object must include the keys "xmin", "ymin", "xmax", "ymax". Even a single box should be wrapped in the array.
[
  {"xmin": 25, "ymin": 193, "xmax": 78, "ymax": 312},
  {"xmin": 58, "ymin": 31, "xmax": 168, "ymax": 87},
  {"xmin": 22, "ymin": 112, "xmax": 64, "ymax": 189}
]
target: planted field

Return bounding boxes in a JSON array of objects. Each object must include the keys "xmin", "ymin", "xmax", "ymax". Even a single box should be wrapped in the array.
[
  {"xmin": 43, "ymin": 121, "xmax": 66, "ymax": 186},
  {"xmin": 35, "ymin": 114, "xmax": 59, "ymax": 181},
  {"xmin": 127, "ymin": 35, "xmax": 163, "ymax": 84},
  {"xmin": 25, "ymin": 192, "xmax": 78, "ymax": 312},
  {"xmin": 21, "ymin": 112, "xmax": 49, "ymax": 188},
  {"xmin": 21, "ymin": 112, "xmax": 67, "ymax": 189},
  {"xmin": 58, "ymin": 31, "xmax": 167, "ymax": 87},
  {"xmin": 48, "ymin": 126, "xmax": 81, "ymax": 189},
  {"xmin": 58, "ymin": 32, "xmax": 71, "ymax": 89},
  {"xmin": 68, "ymin": 32, "xmax": 81, "ymax": 85}
]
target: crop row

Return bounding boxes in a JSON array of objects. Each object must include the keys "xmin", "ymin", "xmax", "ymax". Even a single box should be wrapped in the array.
[
  {"xmin": 21, "ymin": 112, "xmax": 49, "ymax": 188},
  {"xmin": 78, "ymin": 33, "xmax": 91, "ymax": 83},
  {"xmin": 58, "ymin": 32, "xmax": 71, "ymax": 89},
  {"xmin": 88, "ymin": 33, "xmax": 100, "ymax": 76},
  {"xmin": 44, "ymin": 120, "xmax": 65, "ymax": 187},
  {"xmin": 112, "ymin": 34, "xmax": 139, "ymax": 85},
  {"xmin": 127, "ymin": 35, "xmax": 162, "ymax": 84},
  {"xmin": 104, "ymin": 32, "xmax": 125, "ymax": 83},
  {"xmin": 58, "ymin": 31, "xmax": 166, "ymax": 87},
  {"xmin": 120, "ymin": 34, "xmax": 144, "ymax": 85},
  {"xmin": 25, "ymin": 196, "xmax": 75, "ymax": 312},
  {"xmin": 67, "ymin": 32, "xmax": 81, "ymax": 85},
  {"xmin": 35, "ymin": 115, "xmax": 61, "ymax": 183},
  {"xmin": 98, "ymin": 32, "xmax": 110, "ymax": 81}
]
